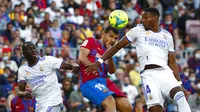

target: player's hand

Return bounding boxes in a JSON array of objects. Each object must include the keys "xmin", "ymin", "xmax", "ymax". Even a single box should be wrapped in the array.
[
  {"xmin": 182, "ymin": 86, "xmax": 190, "ymax": 100},
  {"xmin": 85, "ymin": 61, "xmax": 101, "ymax": 75},
  {"xmin": 72, "ymin": 63, "xmax": 80, "ymax": 74}
]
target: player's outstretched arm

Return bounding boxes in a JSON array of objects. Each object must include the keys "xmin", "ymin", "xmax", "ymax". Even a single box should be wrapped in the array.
[
  {"xmin": 85, "ymin": 36, "xmax": 130, "ymax": 74},
  {"xmin": 107, "ymin": 58, "xmax": 116, "ymax": 74},
  {"xmin": 60, "ymin": 62, "xmax": 80, "ymax": 74},
  {"xmin": 105, "ymin": 45, "xmax": 116, "ymax": 74},
  {"xmin": 102, "ymin": 36, "xmax": 130, "ymax": 61}
]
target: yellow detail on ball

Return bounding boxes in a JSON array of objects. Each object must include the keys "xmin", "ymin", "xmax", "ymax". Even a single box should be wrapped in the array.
[{"xmin": 109, "ymin": 10, "xmax": 128, "ymax": 29}]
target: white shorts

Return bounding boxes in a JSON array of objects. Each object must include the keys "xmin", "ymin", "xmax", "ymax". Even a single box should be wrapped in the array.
[
  {"xmin": 140, "ymin": 67, "xmax": 180, "ymax": 109},
  {"xmin": 36, "ymin": 103, "xmax": 63, "ymax": 112}
]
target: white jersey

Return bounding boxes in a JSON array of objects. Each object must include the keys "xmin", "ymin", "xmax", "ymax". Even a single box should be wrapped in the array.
[
  {"xmin": 126, "ymin": 24, "xmax": 174, "ymax": 71},
  {"xmin": 18, "ymin": 56, "xmax": 63, "ymax": 107}
]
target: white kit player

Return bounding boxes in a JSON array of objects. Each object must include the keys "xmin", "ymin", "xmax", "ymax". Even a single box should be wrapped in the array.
[
  {"xmin": 85, "ymin": 8, "xmax": 191, "ymax": 112},
  {"xmin": 17, "ymin": 42, "xmax": 79, "ymax": 112}
]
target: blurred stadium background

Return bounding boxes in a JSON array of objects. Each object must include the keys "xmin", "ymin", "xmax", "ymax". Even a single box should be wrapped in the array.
[{"xmin": 0, "ymin": 0, "xmax": 200, "ymax": 112}]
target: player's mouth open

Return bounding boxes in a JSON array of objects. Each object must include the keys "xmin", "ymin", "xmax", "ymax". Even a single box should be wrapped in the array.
[
  {"xmin": 32, "ymin": 52, "xmax": 37, "ymax": 56},
  {"xmin": 110, "ymin": 43, "xmax": 115, "ymax": 46}
]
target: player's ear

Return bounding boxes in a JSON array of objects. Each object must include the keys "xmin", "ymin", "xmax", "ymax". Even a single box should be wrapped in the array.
[
  {"xmin": 101, "ymin": 32, "xmax": 106, "ymax": 37},
  {"xmin": 153, "ymin": 15, "xmax": 158, "ymax": 21}
]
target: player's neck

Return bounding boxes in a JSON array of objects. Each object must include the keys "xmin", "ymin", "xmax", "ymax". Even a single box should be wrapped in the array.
[
  {"xmin": 100, "ymin": 39, "xmax": 104, "ymax": 45},
  {"xmin": 100, "ymin": 39, "xmax": 106, "ymax": 48},
  {"xmin": 151, "ymin": 24, "xmax": 160, "ymax": 32},
  {"xmin": 27, "ymin": 57, "xmax": 39, "ymax": 67}
]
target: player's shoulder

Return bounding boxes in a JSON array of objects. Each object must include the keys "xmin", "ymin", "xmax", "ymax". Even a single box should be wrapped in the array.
[
  {"xmin": 45, "ymin": 55, "xmax": 59, "ymax": 59},
  {"xmin": 11, "ymin": 96, "xmax": 19, "ymax": 104},
  {"xmin": 81, "ymin": 37, "xmax": 96, "ymax": 47},
  {"xmin": 137, "ymin": 24, "xmax": 144, "ymax": 28},
  {"xmin": 19, "ymin": 63, "xmax": 28, "ymax": 69},
  {"xmin": 160, "ymin": 28, "xmax": 171, "ymax": 35},
  {"xmin": 136, "ymin": 24, "xmax": 145, "ymax": 29},
  {"xmin": 42, "ymin": 55, "xmax": 55, "ymax": 61},
  {"xmin": 86, "ymin": 37, "xmax": 96, "ymax": 43},
  {"xmin": 18, "ymin": 63, "xmax": 28, "ymax": 72},
  {"xmin": 160, "ymin": 28, "xmax": 173, "ymax": 39},
  {"xmin": 39, "ymin": 56, "xmax": 46, "ymax": 61},
  {"xmin": 131, "ymin": 24, "xmax": 145, "ymax": 31}
]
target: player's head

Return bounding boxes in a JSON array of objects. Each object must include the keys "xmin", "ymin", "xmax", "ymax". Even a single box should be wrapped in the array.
[
  {"xmin": 21, "ymin": 42, "xmax": 38, "ymax": 59},
  {"xmin": 102, "ymin": 26, "xmax": 119, "ymax": 49},
  {"xmin": 142, "ymin": 7, "xmax": 160, "ymax": 30}
]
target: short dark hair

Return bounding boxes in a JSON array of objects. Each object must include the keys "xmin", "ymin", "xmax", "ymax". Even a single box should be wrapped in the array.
[
  {"xmin": 22, "ymin": 42, "xmax": 35, "ymax": 52},
  {"xmin": 144, "ymin": 7, "xmax": 160, "ymax": 18},
  {"xmin": 104, "ymin": 26, "xmax": 118, "ymax": 35}
]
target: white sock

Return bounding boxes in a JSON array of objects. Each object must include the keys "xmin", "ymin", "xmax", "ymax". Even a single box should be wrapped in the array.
[{"xmin": 173, "ymin": 91, "xmax": 191, "ymax": 112}]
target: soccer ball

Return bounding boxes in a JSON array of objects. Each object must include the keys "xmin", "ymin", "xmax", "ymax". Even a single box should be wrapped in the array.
[{"xmin": 109, "ymin": 10, "xmax": 128, "ymax": 29}]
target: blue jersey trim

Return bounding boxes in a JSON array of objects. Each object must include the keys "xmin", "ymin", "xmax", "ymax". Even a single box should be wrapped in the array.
[
  {"xmin": 125, "ymin": 36, "xmax": 132, "ymax": 42},
  {"xmin": 89, "ymin": 49, "xmax": 97, "ymax": 56},
  {"xmin": 59, "ymin": 60, "xmax": 65, "ymax": 69}
]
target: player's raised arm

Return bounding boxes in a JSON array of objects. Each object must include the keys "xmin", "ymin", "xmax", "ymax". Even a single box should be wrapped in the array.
[
  {"xmin": 85, "ymin": 36, "xmax": 130, "ymax": 74},
  {"xmin": 102, "ymin": 36, "xmax": 130, "ymax": 62},
  {"xmin": 107, "ymin": 57, "xmax": 116, "ymax": 74},
  {"xmin": 105, "ymin": 45, "xmax": 116, "ymax": 74}
]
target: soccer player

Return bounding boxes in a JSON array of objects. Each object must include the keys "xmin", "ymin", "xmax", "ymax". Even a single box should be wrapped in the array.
[
  {"xmin": 79, "ymin": 26, "xmax": 133, "ymax": 112},
  {"xmin": 17, "ymin": 42, "xmax": 79, "ymax": 112},
  {"xmin": 86, "ymin": 8, "xmax": 191, "ymax": 112}
]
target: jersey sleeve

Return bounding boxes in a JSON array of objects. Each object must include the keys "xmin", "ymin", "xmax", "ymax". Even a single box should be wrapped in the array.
[
  {"xmin": 18, "ymin": 67, "xmax": 26, "ymax": 83},
  {"xmin": 168, "ymin": 35, "xmax": 175, "ymax": 52},
  {"xmin": 80, "ymin": 38, "xmax": 95, "ymax": 50},
  {"xmin": 46, "ymin": 56, "xmax": 63, "ymax": 69},
  {"xmin": 125, "ymin": 26, "xmax": 139, "ymax": 42}
]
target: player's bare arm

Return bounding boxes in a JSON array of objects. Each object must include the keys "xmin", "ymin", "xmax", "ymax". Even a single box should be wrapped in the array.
[
  {"xmin": 60, "ymin": 61, "xmax": 80, "ymax": 74},
  {"xmin": 106, "ymin": 45, "xmax": 116, "ymax": 74},
  {"xmin": 168, "ymin": 52, "xmax": 181, "ymax": 82},
  {"xmin": 168, "ymin": 52, "xmax": 190, "ymax": 99},
  {"xmin": 107, "ymin": 58, "xmax": 116, "ymax": 74},
  {"xmin": 85, "ymin": 36, "xmax": 130, "ymax": 74},
  {"xmin": 79, "ymin": 47, "xmax": 92, "ymax": 66}
]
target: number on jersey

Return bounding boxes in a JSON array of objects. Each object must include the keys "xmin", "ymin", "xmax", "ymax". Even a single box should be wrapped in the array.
[
  {"xmin": 95, "ymin": 83, "xmax": 105, "ymax": 91},
  {"xmin": 146, "ymin": 85, "xmax": 151, "ymax": 93}
]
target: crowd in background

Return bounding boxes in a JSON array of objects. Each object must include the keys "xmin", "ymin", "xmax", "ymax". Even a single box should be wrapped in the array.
[{"xmin": 0, "ymin": 0, "xmax": 200, "ymax": 112}]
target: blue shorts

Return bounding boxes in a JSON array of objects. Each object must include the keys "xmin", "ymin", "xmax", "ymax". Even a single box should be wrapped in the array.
[{"xmin": 80, "ymin": 78, "xmax": 115, "ymax": 106}]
